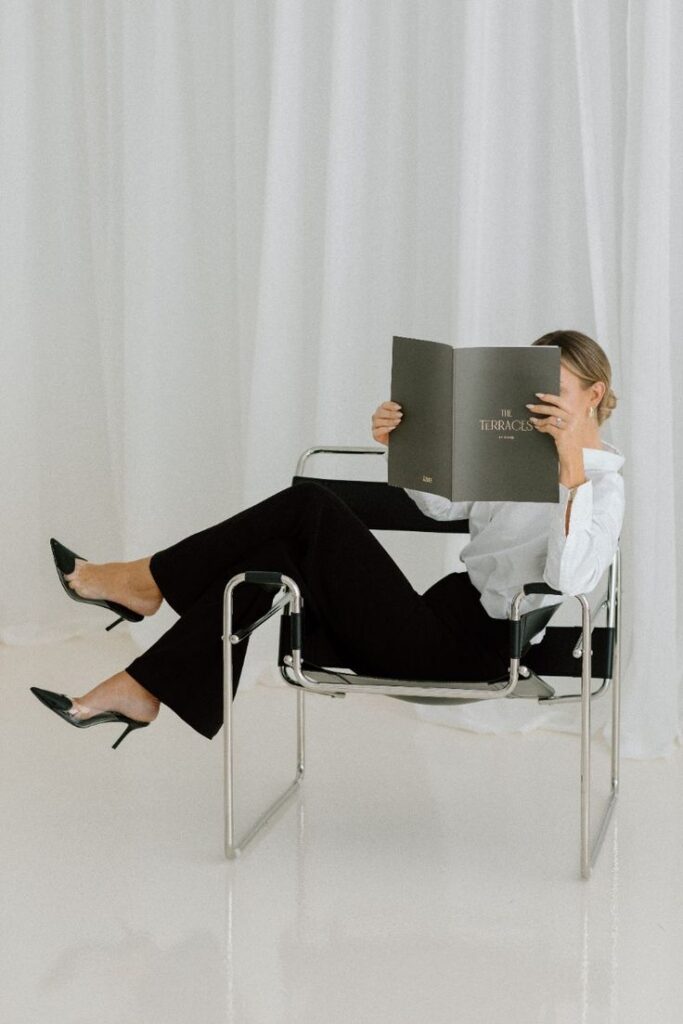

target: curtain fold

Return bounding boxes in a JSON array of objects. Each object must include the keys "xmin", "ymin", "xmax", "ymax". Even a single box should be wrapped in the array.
[
  {"xmin": 615, "ymin": 0, "xmax": 678, "ymax": 757},
  {"xmin": 1, "ymin": 0, "xmax": 680, "ymax": 758}
]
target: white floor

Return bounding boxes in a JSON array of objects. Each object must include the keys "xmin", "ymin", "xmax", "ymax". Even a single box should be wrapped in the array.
[{"xmin": 2, "ymin": 629, "xmax": 683, "ymax": 1024}]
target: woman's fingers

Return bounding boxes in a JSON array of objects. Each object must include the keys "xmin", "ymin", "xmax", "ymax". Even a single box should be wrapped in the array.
[
  {"xmin": 526, "ymin": 394, "xmax": 570, "ymax": 415},
  {"xmin": 372, "ymin": 404, "xmax": 402, "ymax": 426},
  {"xmin": 530, "ymin": 419, "xmax": 553, "ymax": 431},
  {"xmin": 526, "ymin": 402, "xmax": 567, "ymax": 417},
  {"xmin": 372, "ymin": 401, "xmax": 403, "ymax": 444}
]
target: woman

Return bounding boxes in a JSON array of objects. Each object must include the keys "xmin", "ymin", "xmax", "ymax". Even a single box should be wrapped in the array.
[{"xmin": 31, "ymin": 329, "xmax": 624, "ymax": 746}]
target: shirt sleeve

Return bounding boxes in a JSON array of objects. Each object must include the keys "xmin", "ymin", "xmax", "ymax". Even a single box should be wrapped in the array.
[
  {"xmin": 403, "ymin": 488, "xmax": 474, "ymax": 522},
  {"xmin": 543, "ymin": 473, "xmax": 625, "ymax": 595}
]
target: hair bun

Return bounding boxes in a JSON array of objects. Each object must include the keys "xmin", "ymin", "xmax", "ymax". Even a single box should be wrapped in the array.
[{"xmin": 600, "ymin": 388, "xmax": 618, "ymax": 422}]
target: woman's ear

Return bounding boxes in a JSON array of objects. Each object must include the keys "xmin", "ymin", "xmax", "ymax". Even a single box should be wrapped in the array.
[{"xmin": 591, "ymin": 381, "xmax": 606, "ymax": 406}]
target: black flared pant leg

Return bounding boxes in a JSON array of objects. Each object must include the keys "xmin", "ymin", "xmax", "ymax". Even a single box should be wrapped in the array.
[{"xmin": 125, "ymin": 481, "xmax": 510, "ymax": 739}]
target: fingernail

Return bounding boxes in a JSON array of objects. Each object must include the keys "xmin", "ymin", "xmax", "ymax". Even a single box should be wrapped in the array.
[
  {"xmin": 529, "ymin": 417, "xmax": 537, "ymax": 422},
  {"xmin": 535, "ymin": 392, "xmax": 544, "ymax": 398}
]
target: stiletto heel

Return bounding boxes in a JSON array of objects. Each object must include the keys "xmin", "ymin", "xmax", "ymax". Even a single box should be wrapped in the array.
[
  {"xmin": 112, "ymin": 721, "xmax": 146, "ymax": 749},
  {"xmin": 50, "ymin": 538, "xmax": 144, "ymax": 627},
  {"xmin": 30, "ymin": 687, "xmax": 150, "ymax": 748}
]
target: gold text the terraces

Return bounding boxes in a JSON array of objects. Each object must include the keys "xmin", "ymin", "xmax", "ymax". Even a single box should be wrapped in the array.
[{"xmin": 479, "ymin": 418, "xmax": 534, "ymax": 431}]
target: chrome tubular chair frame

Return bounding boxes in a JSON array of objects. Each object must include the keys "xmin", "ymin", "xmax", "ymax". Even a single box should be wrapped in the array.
[
  {"xmin": 223, "ymin": 572, "xmax": 306, "ymax": 859},
  {"xmin": 536, "ymin": 546, "xmax": 621, "ymax": 879},
  {"xmin": 222, "ymin": 446, "xmax": 621, "ymax": 878}
]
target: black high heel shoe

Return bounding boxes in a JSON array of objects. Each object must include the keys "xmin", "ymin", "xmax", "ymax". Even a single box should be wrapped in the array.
[
  {"xmin": 50, "ymin": 537, "xmax": 144, "ymax": 631},
  {"xmin": 30, "ymin": 687, "xmax": 149, "ymax": 749}
]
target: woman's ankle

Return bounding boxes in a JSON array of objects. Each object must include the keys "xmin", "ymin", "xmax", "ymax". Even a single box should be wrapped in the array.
[
  {"xmin": 124, "ymin": 557, "xmax": 163, "ymax": 612},
  {"xmin": 77, "ymin": 671, "xmax": 160, "ymax": 723}
]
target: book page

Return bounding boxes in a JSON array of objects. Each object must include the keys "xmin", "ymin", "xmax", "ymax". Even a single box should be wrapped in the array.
[{"xmin": 452, "ymin": 346, "xmax": 561, "ymax": 502}]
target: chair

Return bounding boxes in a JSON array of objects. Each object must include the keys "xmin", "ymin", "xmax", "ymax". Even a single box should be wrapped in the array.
[{"xmin": 221, "ymin": 446, "xmax": 621, "ymax": 878}]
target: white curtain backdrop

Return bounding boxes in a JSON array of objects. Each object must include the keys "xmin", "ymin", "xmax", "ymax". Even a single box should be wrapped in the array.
[{"xmin": 1, "ymin": 0, "xmax": 681, "ymax": 759}]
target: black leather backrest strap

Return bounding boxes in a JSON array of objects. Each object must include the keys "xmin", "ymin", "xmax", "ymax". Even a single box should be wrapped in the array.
[{"xmin": 524, "ymin": 625, "xmax": 614, "ymax": 678}]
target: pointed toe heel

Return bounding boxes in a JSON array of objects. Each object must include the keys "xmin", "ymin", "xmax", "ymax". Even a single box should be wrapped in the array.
[
  {"xmin": 50, "ymin": 538, "xmax": 144, "ymax": 629},
  {"xmin": 30, "ymin": 686, "xmax": 150, "ymax": 749}
]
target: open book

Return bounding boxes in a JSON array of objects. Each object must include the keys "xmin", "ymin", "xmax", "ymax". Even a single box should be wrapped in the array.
[{"xmin": 387, "ymin": 336, "xmax": 561, "ymax": 502}]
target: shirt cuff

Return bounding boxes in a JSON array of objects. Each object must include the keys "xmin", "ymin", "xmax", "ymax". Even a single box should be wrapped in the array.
[{"xmin": 404, "ymin": 487, "xmax": 451, "ymax": 519}]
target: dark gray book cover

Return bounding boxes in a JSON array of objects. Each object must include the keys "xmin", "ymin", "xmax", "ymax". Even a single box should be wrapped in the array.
[{"xmin": 387, "ymin": 336, "xmax": 561, "ymax": 502}]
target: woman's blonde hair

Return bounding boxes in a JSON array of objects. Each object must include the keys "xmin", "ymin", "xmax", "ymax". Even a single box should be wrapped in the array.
[{"xmin": 531, "ymin": 330, "xmax": 618, "ymax": 426}]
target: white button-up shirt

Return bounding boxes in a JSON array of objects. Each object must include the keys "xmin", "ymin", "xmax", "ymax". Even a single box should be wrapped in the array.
[{"xmin": 402, "ymin": 441, "xmax": 625, "ymax": 645}]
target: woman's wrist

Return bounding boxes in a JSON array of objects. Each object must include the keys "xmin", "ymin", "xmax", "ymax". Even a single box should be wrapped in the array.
[{"xmin": 558, "ymin": 448, "xmax": 587, "ymax": 490}]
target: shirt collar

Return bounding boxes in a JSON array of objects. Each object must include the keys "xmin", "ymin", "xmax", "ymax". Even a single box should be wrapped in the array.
[{"xmin": 582, "ymin": 441, "xmax": 625, "ymax": 473}]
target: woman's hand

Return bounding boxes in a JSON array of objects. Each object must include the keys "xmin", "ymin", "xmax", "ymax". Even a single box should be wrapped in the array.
[
  {"xmin": 372, "ymin": 401, "xmax": 403, "ymax": 445},
  {"xmin": 526, "ymin": 393, "xmax": 587, "ymax": 487}
]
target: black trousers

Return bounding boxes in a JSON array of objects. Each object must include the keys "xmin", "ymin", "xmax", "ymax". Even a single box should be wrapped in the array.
[{"xmin": 125, "ymin": 481, "xmax": 511, "ymax": 740}]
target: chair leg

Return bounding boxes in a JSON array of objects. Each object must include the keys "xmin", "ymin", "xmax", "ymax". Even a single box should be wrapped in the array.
[
  {"xmin": 579, "ymin": 592, "xmax": 620, "ymax": 879},
  {"xmin": 223, "ymin": 576, "xmax": 305, "ymax": 859}
]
